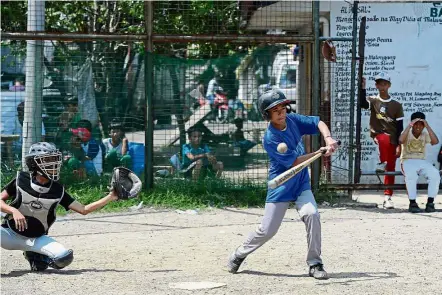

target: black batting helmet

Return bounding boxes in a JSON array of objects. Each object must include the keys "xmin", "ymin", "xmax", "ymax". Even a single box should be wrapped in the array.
[{"xmin": 258, "ymin": 90, "xmax": 291, "ymax": 120}]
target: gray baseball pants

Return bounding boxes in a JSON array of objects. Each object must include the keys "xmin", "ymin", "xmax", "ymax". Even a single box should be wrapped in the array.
[
  {"xmin": 1, "ymin": 226, "xmax": 70, "ymax": 259},
  {"xmin": 234, "ymin": 190, "xmax": 322, "ymax": 266}
]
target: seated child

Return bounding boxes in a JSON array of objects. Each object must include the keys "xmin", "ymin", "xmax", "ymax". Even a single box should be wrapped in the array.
[
  {"xmin": 102, "ymin": 120, "xmax": 132, "ymax": 171},
  {"xmin": 399, "ymin": 112, "xmax": 440, "ymax": 213},
  {"xmin": 181, "ymin": 127, "xmax": 223, "ymax": 180},
  {"xmin": 65, "ymin": 120, "xmax": 102, "ymax": 177}
]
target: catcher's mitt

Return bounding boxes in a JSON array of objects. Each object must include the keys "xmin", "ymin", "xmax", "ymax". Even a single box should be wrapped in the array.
[
  {"xmin": 110, "ymin": 167, "xmax": 142, "ymax": 200},
  {"xmin": 322, "ymin": 40, "xmax": 337, "ymax": 62}
]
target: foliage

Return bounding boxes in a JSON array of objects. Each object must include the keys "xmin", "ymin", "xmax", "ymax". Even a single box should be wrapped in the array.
[{"xmin": 0, "ymin": 1, "xmax": 246, "ymax": 126}]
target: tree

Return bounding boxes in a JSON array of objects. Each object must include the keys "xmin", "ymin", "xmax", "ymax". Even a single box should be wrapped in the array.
[{"xmin": 1, "ymin": 1, "xmax": 244, "ymax": 131}]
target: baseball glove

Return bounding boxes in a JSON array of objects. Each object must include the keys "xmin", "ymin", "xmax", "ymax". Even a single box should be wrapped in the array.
[
  {"xmin": 322, "ymin": 40, "xmax": 337, "ymax": 62},
  {"xmin": 110, "ymin": 167, "xmax": 142, "ymax": 200}
]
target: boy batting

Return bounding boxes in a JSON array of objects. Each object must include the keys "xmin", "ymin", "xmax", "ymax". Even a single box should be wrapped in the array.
[{"xmin": 227, "ymin": 90, "xmax": 339, "ymax": 280}]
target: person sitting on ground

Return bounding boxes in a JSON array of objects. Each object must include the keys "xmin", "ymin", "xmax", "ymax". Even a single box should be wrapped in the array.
[
  {"xmin": 181, "ymin": 126, "xmax": 223, "ymax": 180},
  {"xmin": 399, "ymin": 112, "xmax": 440, "ymax": 213},
  {"xmin": 102, "ymin": 119, "xmax": 132, "ymax": 171},
  {"xmin": 230, "ymin": 118, "xmax": 256, "ymax": 156},
  {"xmin": 65, "ymin": 120, "xmax": 102, "ymax": 177}
]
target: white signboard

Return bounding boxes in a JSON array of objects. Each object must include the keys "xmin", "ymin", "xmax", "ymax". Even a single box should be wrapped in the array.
[{"xmin": 330, "ymin": 1, "xmax": 442, "ymax": 183}]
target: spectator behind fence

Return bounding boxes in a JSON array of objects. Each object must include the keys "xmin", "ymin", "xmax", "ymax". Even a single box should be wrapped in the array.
[
  {"xmin": 102, "ymin": 119, "xmax": 132, "ymax": 171},
  {"xmin": 55, "ymin": 112, "xmax": 72, "ymax": 153},
  {"xmin": 55, "ymin": 95, "xmax": 82, "ymax": 152},
  {"xmin": 399, "ymin": 112, "xmax": 440, "ymax": 213},
  {"xmin": 13, "ymin": 101, "xmax": 46, "ymax": 154},
  {"xmin": 182, "ymin": 126, "xmax": 223, "ymax": 181},
  {"xmin": 64, "ymin": 95, "xmax": 82, "ymax": 127},
  {"xmin": 65, "ymin": 120, "xmax": 102, "ymax": 177},
  {"xmin": 9, "ymin": 78, "xmax": 25, "ymax": 91},
  {"xmin": 206, "ymin": 73, "xmax": 221, "ymax": 106},
  {"xmin": 231, "ymin": 118, "xmax": 256, "ymax": 156}
]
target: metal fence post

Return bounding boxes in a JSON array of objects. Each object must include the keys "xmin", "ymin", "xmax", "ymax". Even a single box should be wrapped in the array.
[
  {"xmin": 354, "ymin": 16, "xmax": 366, "ymax": 184},
  {"xmin": 348, "ymin": 1, "xmax": 359, "ymax": 198},
  {"xmin": 144, "ymin": 1, "xmax": 154, "ymax": 190},
  {"xmin": 312, "ymin": 1, "xmax": 321, "ymax": 191},
  {"xmin": 22, "ymin": 0, "xmax": 45, "ymax": 167}
]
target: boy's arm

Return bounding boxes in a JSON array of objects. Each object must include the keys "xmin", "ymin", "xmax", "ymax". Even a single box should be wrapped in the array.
[
  {"xmin": 68, "ymin": 190, "xmax": 118, "ymax": 215},
  {"xmin": 291, "ymin": 149, "xmax": 326, "ymax": 167},
  {"xmin": 359, "ymin": 77, "xmax": 369, "ymax": 109},
  {"xmin": 185, "ymin": 152, "xmax": 207, "ymax": 161},
  {"xmin": 183, "ymin": 144, "xmax": 207, "ymax": 162},
  {"xmin": 122, "ymin": 138, "xmax": 129, "ymax": 155},
  {"xmin": 423, "ymin": 120, "xmax": 439, "ymax": 145},
  {"xmin": 395, "ymin": 103, "xmax": 405, "ymax": 144},
  {"xmin": 396, "ymin": 120, "xmax": 404, "ymax": 143},
  {"xmin": 86, "ymin": 140, "xmax": 100, "ymax": 160},
  {"xmin": 438, "ymin": 145, "xmax": 442, "ymax": 164},
  {"xmin": 1, "ymin": 189, "xmax": 27, "ymax": 232},
  {"xmin": 398, "ymin": 124, "xmax": 411, "ymax": 144},
  {"xmin": 317, "ymin": 121, "xmax": 339, "ymax": 156}
]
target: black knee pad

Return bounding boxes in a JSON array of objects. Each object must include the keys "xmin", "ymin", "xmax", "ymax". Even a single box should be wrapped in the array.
[
  {"xmin": 24, "ymin": 251, "xmax": 50, "ymax": 271},
  {"xmin": 50, "ymin": 249, "xmax": 74, "ymax": 269}
]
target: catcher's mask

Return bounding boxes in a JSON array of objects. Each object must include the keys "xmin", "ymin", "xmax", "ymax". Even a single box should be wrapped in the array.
[
  {"xmin": 322, "ymin": 40, "xmax": 336, "ymax": 62},
  {"xmin": 111, "ymin": 167, "xmax": 142, "ymax": 200},
  {"xmin": 258, "ymin": 90, "xmax": 292, "ymax": 120},
  {"xmin": 25, "ymin": 142, "xmax": 62, "ymax": 181}
]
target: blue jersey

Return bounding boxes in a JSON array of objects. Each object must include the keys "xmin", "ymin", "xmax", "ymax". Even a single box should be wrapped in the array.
[{"xmin": 263, "ymin": 113, "xmax": 320, "ymax": 202}]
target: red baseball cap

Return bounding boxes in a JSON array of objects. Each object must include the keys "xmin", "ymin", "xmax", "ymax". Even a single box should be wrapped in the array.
[{"xmin": 71, "ymin": 128, "xmax": 91, "ymax": 143}]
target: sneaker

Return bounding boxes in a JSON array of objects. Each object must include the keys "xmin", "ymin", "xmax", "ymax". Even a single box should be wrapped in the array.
[
  {"xmin": 425, "ymin": 203, "xmax": 436, "ymax": 213},
  {"xmin": 309, "ymin": 264, "xmax": 329, "ymax": 280},
  {"xmin": 375, "ymin": 162, "xmax": 387, "ymax": 173},
  {"xmin": 408, "ymin": 202, "xmax": 422, "ymax": 213},
  {"xmin": 227, "ymin": 252, "xmax": 245, "ymax": 274},
  {"xmin": 383, "ymin": 198, "xmax": 394, "ymax": 209},
  {"xmin": 23, "ymin": 251, "xmax": 50, "ymax": 271}
]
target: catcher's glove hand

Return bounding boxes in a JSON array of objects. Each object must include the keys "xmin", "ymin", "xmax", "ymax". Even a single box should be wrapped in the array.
[
  {"xmin": 110, "ymin": 167, "xmax": 142, "ymax": 200},
  {"xmin": 322, "ymin": 40, "xmax": 337, "ymax": 62}
]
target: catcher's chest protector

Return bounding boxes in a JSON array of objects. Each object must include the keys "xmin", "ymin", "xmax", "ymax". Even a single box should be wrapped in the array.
[{"xmin": 6, "ymin": 172, "xmax": 64, "ymax": 238}]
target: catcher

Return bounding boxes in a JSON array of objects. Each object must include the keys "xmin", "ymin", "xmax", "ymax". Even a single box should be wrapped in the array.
[{"xmin": 1, "ymin": 142, "xmax": 141, "ymax": 271}]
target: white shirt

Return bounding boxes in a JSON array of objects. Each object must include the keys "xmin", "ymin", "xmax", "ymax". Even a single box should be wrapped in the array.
[
  {"xmin": 206, "ymin": 78, "xmax": 219, "ymax": 97},
  {"xmin": 102, "ymin": 138, "xmax": 123, "ymax": 156}
]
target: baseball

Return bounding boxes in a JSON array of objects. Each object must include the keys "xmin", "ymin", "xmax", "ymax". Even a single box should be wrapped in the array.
[{"xmin": 277, "ymin": 143, "xmax": 288, "ymax": 153}]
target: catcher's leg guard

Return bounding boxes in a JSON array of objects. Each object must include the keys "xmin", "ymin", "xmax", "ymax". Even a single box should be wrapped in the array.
[
  {"xmin": 23, "ymin": 251, "xmax": 50, "ymax": 271},
  {"xmin": 49, "ymin": 249, "xmax": 74, "ymax": 269}
]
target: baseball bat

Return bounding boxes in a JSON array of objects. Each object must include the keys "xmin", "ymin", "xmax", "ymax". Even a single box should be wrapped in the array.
[{"xmin": 268, "ymin": 140, "xmax": 341, "ymax": 189}]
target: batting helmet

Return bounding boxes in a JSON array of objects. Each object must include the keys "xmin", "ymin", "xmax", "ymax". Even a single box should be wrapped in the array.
[{"xmin": 258, "ymin": 90, "xmax": 292, "ymax": 120}]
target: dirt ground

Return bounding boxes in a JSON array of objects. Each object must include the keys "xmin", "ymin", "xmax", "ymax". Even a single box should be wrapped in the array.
[{"xmin": 2, "ymin": 191, "xmax": 442, "ymax": 295}]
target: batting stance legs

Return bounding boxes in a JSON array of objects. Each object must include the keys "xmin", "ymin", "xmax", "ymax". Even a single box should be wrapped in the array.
[{"xmin": 231, "ymin": 190, "xmax": 323, "ymax": 269}]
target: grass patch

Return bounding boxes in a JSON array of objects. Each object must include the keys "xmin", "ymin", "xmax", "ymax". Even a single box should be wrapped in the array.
[{"xmin": 1, "ymin": 170, "xmax": 342, "ymax": 216}]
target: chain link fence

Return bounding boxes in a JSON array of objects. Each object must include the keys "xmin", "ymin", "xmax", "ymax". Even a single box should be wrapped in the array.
[
  {"xmin": 321, "ymin": 40, "xmax": 354, "ymax": 185},
  {"xmin": 2, "ymin": 1, "xmax": 352, "ymax": 192}
]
